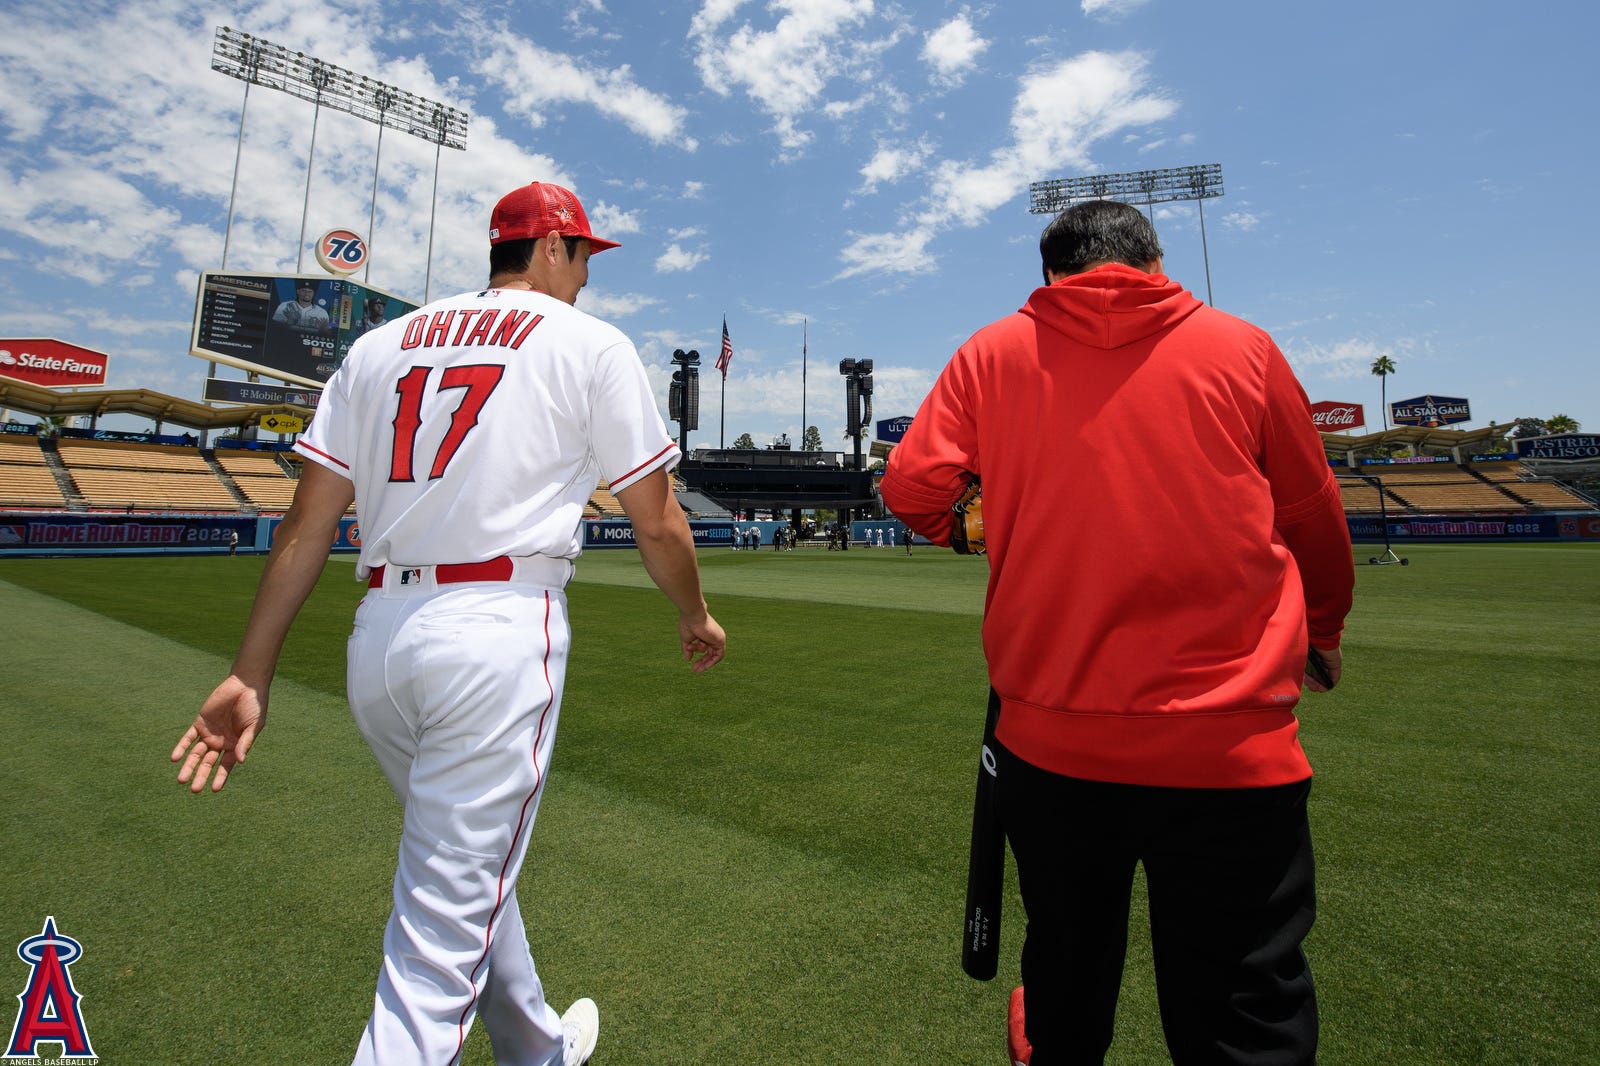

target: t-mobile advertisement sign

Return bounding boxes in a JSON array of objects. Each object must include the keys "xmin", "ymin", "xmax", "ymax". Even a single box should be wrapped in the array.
[{"xmin": 1310, "ymin": 401, "xmax": 1364, "ymax": 431}]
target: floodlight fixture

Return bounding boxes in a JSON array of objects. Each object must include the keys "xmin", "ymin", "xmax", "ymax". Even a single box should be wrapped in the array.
[
  {"xmin": 670, "ymin": 348, "xmax": 701, "ymax": 451},
  {"xmin": 1029, "ymin": 163, "xmax": 1225, "ymax": 305},
  {"xmin": 211, "ymin": 27, "xmax": 468, "ymax": 148},
  {"xmin": 839, "ymin": 359, "xmax": 873, "ymax": 466}
]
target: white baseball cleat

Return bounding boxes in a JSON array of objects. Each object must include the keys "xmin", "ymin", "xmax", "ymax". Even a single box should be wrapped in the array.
[{"xmin": 561, "ymin": 997, "xmax": 599, "ymax": 1065}]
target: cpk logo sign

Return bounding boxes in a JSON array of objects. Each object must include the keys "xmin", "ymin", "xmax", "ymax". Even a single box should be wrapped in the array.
[
  {"xmin": 5, "ymin": 917, "xmax": 96, "ymax": 1060},
  {"xmin": 1310, "ymin": 401, "xmax": 1364, "ymax": 431},
  {"xmin": 0, "ymin": 340, "xmax": 108, "ymax": 388}
]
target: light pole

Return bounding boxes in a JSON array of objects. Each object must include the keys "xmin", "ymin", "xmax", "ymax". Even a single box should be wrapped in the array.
[
  {"xmin": 669, "ymin": 348, "xmax": 701, "ymax": 458},
  {"xmin": 210, "ymin": 27, "xmax": 468, "ymax": 286},
  {"xmin": 838, "ymin": 358, "xmax": 874, "ymax": 538}
]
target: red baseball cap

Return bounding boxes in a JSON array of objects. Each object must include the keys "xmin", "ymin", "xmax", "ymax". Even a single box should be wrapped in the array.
[{"xmin": 489, "ymin": 181, "xmax": 620, "ymax": 253}]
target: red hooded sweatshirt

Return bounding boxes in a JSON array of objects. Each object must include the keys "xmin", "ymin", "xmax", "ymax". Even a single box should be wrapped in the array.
[{"xmin": 880, "ymin": 265, "xmax": 1353, "ymax": 788}]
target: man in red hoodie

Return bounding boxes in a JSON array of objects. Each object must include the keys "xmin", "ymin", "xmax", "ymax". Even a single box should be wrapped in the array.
[{"xmin": 881, "ymin": 200, "xmax": 1353, "ymax": 1065}]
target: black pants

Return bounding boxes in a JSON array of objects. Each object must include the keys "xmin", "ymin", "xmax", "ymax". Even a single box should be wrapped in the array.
[{"xmin": 996, "ymin": 743, "xmax": 1317, "ymax": 1066}]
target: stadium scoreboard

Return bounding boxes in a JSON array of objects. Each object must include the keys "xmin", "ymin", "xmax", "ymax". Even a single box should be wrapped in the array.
[{"xmin": 191, "ymin": 271, "xmax": 418, "ymax": 387}]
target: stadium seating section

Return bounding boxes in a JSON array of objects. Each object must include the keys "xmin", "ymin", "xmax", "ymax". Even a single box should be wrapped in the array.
[
  {"xmin": 588, "ymin": 483, "xmax": 625, "ymax": 517},
  {"xmin": 7, "ymin": 437, "xmax": 1592, "ymax": 517},
  {"xmin": 2, "ymin": 437, "xmax": 649, "ymax": 517},
  {"xmin": 0, "ymin": 436, "xmax": 66, "ymax": 507},
  {"xmin": 1338, "ymin": 462, "xmax": 1595, "ymax": 513}
]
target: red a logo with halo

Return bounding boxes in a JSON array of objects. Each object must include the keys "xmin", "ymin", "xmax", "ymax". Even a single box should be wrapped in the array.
[{"xmin": 6, "ymin": 917, "xmax": 96, "ymax": 1060}]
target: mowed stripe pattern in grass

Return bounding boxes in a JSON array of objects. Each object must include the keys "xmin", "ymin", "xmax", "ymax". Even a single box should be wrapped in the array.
[{"xmin": 0, "ymin": 544, "xmax": 1596, "ymax": 1064}]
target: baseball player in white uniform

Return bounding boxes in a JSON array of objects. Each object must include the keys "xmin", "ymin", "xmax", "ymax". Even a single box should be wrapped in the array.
[{"xmin": 173, "ymin": 181, "xmax": 727, "ymax": 1066}]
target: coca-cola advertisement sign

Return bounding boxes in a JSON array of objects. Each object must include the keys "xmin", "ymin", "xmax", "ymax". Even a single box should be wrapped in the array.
[
  {"xmin": 0, "ymin": 338, "xmax": 109, "ymax": 387},
  {"xmin": 1310, "ymin": 401, "xmax": 1365, "ymax": 431}
]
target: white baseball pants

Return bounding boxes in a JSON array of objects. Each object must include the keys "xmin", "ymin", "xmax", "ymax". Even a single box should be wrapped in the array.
[{"xmin": 345, "ymin": 568, "xmax": 572, "ymax": 1066}]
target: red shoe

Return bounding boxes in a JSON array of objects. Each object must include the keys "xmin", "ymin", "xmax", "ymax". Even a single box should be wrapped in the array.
[{"xmin": 1007, "ymin": 985, "xmax": 1032, "ymax": 1065}]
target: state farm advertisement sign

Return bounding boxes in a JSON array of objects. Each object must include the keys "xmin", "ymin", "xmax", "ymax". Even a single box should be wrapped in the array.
[
  {"xmin": 1310, "ymin": 401, "xmax": 1364, "ymax": 431},
  {"xmin": 0, "ymin": 339, "xmax": 109, "ymax": 387}
]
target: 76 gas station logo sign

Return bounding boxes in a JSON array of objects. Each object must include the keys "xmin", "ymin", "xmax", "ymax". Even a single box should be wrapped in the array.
[{"xmin": 315, "ymin": 229, "xmax": 368, "ymax": 275}]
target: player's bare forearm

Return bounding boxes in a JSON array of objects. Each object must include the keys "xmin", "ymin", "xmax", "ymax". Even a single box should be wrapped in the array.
[
  {"xmin": 171, "ymin": 462, "xmax": 354, "ymax": 792},
  {"xmin": 616, "ymin": 469, "xmax": 726, "ymax": 671},
  {"xmin": 231, "ymin": 462, "xmax": 354, "ymax": 682}
]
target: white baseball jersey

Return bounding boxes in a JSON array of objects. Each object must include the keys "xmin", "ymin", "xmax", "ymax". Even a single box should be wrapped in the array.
[
  {"xmin": 292, "ymin": 285, "xmax": 674, "ymax": 1064},
  {"xmin": 295, "ymin": 287, "xmax": 679, "ymax": 572}
]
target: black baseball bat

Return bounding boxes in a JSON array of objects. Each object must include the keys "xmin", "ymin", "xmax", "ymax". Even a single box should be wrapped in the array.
[
  {"xmin": 962, "ymin": 686, "xmax": 1004, "ymax": 980},
  {"xmin": 1306, "ymin": 647, "xmax": 1335, "ymax": 689}
]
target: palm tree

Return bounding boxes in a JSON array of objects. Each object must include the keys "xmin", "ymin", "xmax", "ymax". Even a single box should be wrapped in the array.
[
  {"xmin": 1545, "ymin": 414, "xmax": 1581, "ymax": 435},
  {"xmin": 1370, "ymin": 355, "xmax": 1397, "ymax": 429}
]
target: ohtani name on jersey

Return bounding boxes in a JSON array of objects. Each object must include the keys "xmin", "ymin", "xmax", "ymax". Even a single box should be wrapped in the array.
[{"xmin": 400, "ymin": 309, "xmax": 545, "ymax": 351}]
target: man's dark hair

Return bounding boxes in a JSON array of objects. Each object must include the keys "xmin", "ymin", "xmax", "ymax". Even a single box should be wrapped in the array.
[
  {"xmin": 1039, "ymin": 200, "xmax": 1164, "ymax": 283},
  {"xmin": 489, "ymin": 236, "xmax": 580, "ymax": 280}
]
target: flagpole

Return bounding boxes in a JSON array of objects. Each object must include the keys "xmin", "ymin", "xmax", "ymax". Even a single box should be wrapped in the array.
[{"xmin": 801, "ymin": 318, "xmax": 807, "ymax": 449}]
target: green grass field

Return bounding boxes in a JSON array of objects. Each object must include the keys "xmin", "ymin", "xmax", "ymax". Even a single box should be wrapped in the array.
[{"xmin": 1, "ymin": 543, "xmax": 1596, "ymax": 1064}]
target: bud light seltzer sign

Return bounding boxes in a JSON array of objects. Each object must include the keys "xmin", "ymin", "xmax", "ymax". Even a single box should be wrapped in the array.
[
  {"xmin": 1390, "ymin": 394, "xmax": 1471, "ymax": 428},
  {"xmin": 1310, "ymin": 401, "xmax": 1364, "ymax": 431}
]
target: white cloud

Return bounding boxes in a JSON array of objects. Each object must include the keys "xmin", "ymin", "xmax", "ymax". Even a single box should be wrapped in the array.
[
  {"xmin": 858, "ymin": 137, "xmax": 934, "ymax": 192},
  {"xmin": 683, "ymin": 181, "xmax": 706, "ymax": 198},
  {"xmin": 1223, "ymin": 211, "xmax": 1260, "ymax": 231},
  {"xmin": 590, "ymin": 201, "xmax": 644, "ymax": 237},
  {"xmin": 1281, "ymin": 337, "xmax": 1419, "ymax": 383},
  {"xmin": 922, "ymin": 13, "xmax": 989, "ymax": 88},
  {"xmin": 689, "ymin": 0, "xmax": 880, "ymax": 155},
  {"xmin": 578, "ymin": 290, "xmax": 660, "ymax": 320},
  {"xmin": 1081, "ymin": 0, "xmax": 1153, "ymax": 19},
  {"xmin": 838, "ymin": 226, "xmax": 936, "ymax": 278},
  {"xmin": 657, "ymin": 243, "xmax": 709, "ymax": 273},
  {"xmin": 477, "ymin": 37, "xmax": 697, "ymax": 150},
  {"xmin": 838, "ymin": 50, "xmax": 1177, "ymax": 277}
]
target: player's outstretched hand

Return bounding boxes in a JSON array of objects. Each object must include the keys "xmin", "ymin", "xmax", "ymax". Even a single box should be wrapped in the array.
[
  {"xmin": 172, "ymin": 675, "xmax": 268, "ymax": 793},
  {"xmin": 1303, "ymin": 646, "xmax": 1342, "ymax": 693},
  {"xmin": 679, "ymin": 612, "xmax": 727, "ymax": 673}
]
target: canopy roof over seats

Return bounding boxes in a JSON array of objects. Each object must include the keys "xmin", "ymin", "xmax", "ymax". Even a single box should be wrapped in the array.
[
  {"xmin": 0, "ymin": 374, "xmax": 308, "ymax": 432},
  {"xmin": 1319, "ymin": 424, "xmax": 1513, "ymax": 458}
]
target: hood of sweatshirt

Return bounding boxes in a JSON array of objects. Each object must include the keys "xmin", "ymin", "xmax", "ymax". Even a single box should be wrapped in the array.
[{"xmin": 1020, "ymin": 263, "xmax": 1204, "ymax": 350}]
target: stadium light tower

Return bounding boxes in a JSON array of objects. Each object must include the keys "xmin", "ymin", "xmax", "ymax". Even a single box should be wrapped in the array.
[
  {"xmin": 210, "ymin": 27, "xmax": 469, "ymax": 297},
  {"xmin": 839, "ymin": 358, "xmax": 873, "ymax": 470},
  {"xmin": 669, "ymin": 348, "xmax": 701, "ymax": 457},
  {"xmin": 1029, "ymin": 163, "xmax": 1224, "ymax": 305}
]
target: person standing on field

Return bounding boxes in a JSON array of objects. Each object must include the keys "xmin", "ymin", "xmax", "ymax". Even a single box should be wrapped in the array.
[
  {"xmin": 171, "ymin": 180, "xmax": 726, "ymax": 1066},
  {"xmin": 881, "ymin": 199, "xmax": 1352, "ymax": 1066}
]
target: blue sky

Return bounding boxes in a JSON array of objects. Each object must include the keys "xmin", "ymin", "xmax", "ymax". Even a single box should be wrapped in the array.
[{"xmin": 1, "ymin": 0, "xmax": 1595, "ymax": 447}]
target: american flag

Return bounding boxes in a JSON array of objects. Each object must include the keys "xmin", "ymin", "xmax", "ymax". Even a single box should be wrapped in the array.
[{"xmin": 716, "ymin": 317, "xmax": 733, "ymax": 378}]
